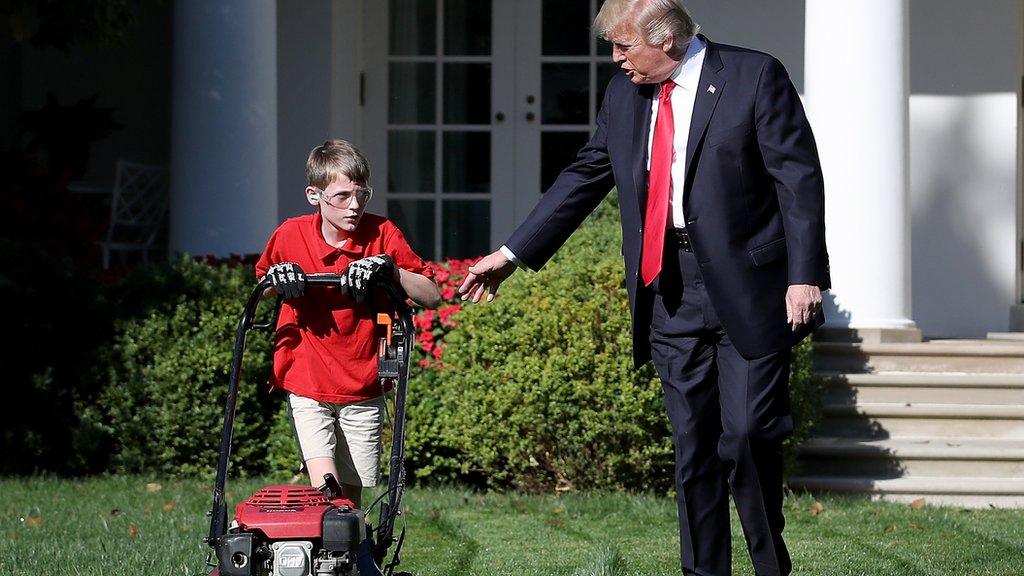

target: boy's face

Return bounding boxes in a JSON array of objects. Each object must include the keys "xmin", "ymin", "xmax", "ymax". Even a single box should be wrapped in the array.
[{"xmin": 306, "ymin": 174, "xmax": 371, "ymax": 236}]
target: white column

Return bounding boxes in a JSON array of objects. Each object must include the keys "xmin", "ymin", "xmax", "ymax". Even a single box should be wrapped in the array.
[
  {"xmin": 805, "ymin": 0, "xmax": 919, "ymax": 340},
  {"xmin": 170, "ymin": 0, "xmax": 277, "ymax": 257}
]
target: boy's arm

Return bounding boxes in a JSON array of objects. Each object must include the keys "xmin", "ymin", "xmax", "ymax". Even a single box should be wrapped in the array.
[{"xmin": 396, "ymin": 268, "xmax": 441, "ymax": 309}]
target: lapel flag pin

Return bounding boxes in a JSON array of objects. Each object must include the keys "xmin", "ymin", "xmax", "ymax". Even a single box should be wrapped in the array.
[{"xmin": 708, "ymin": 84, "xmax": 717, "ymax": 94}]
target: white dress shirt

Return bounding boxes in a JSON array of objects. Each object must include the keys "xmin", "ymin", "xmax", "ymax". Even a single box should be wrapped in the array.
[
  {"xmin": 647, "ymin": 35, "xmax": 706, "ymax": 229},
  {"xmin": 501, "ymin": 37, "xmax": 707, "ymax": 267}
]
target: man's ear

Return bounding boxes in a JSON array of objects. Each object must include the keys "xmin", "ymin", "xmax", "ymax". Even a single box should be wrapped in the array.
[
  {"xmin": 662, "ymin": 34, "xmax": 676, "ymax": 54},
  {"xmin": 306, "ymin": 186, "xmax": 320, "ymax": 205}
]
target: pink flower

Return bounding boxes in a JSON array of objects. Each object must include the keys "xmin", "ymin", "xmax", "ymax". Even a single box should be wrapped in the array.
[
  {"xmin": 439, "ymin": 304, "xmax": 461, "ymax": 327},
  {"xmin": 416, "ymin": 331, "xmax": 435, "ymax": 353},
  {"xmin": 414, "ymin": 309, "xmax": 436, "ymax": 331}
]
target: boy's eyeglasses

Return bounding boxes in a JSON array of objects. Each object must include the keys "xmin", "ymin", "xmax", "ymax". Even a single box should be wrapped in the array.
[{"xmin": 315, "ymin": 186, "xmax": 373, "ymax": 208}]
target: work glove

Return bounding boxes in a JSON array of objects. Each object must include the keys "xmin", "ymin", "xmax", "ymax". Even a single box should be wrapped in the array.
[
  {"xmin": 342, "ymin": 254, "xmax": 395, "ymax": 303},
  {"xmin": 266, "ymin": 262, "xmax": 306, "ymax": 299}
]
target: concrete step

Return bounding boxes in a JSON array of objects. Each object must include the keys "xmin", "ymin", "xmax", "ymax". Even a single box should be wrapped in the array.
[
  {"xmin": 814, "ymin": 339, "xmax": 1024, "ymax": 373},
  {"xmin": 797, "ymin": 437, "xmax": 1024, "ymax": 478},
  {"xmin": 821, "ymin": 372, "xmax": 1024, "ymax": 405},
  {"xmin": 786, "ymin": 475, "xmax": 1024, "ymax": 508},
  {"xmin": 815, "ymin": 402, "xmax": 1024, "ymax": 438}
]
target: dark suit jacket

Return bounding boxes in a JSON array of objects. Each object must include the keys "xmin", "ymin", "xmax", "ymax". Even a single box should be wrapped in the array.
[{"xmin": 506, "ymin": 36, "xmax": 830, "ymax": 364}]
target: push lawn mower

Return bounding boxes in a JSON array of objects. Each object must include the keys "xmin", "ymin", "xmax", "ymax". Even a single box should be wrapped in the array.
[{"xmin": 206, "ymin": 273, "xmax": 414, "ymax": 576}]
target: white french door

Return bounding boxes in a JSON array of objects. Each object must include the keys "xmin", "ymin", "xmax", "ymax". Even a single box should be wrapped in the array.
[{"xmin": 364, "ymin": 0, "xmax": 616, "ymax": 261}]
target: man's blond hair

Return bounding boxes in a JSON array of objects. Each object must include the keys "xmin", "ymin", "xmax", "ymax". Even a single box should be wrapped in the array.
[
  {"xmin": 306, "ymin": 139, "xmax": 370, "ymax": 189},
  {"xmin": 594, "ymin": 0, "xmax": 699, "ymax": 49}
]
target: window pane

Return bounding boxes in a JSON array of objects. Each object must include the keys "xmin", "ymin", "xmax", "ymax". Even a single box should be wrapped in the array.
[
  {"xmin": 443, "ymin": 132, "xmax": 490, "ymax": 193},
  {"xmin": 444, "ymin": 0, "xmax": 491, "ymax": 55},
  {"xmin": 389, "ymin": 62, "xmax": 436, "ymax": 124},
  {"xmin": 542, "ymin": 63, "xmax": 589, "ymax": 124},
  {"xmin": 388, "ymin": 131, "xmax": 435, "ymax": 193},
  {"xmin": 444, "ymin": 63, "xmax": 491, "ymax": 125},
  {"xmin": 389, "ymin": 0, "xmax": 436, "ymax": 56},
  {"xmin": 542, "ymin": 0, "xmax": 589, "ymax": 56},
  {"xmin": 388, "ymin": 199, "xmax": 435, "ymax": 260},
  {"xmin": 541, "ymin": 132, "xmax": 589, "ymax": 191},
  {"xmin": 442, "ymin": 200, "xmax": 490, "ymax": 259}
]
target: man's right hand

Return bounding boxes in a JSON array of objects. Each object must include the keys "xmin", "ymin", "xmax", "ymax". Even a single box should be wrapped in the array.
[
  {"xmin": 459, "ymin": 250, "xmax": 517, "ymax": 303},
  {"xmin": 266, "ymin": 262, "xmax": 306, "ymax": 299}
]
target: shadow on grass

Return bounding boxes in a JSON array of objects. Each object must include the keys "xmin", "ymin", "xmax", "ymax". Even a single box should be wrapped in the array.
[
  {"xmin": 421, "ymin": 507, "xmax": 480, "ymax": 576},
  {"xmin": 571, "ymin": 546, "xmax": 624, "ymax": 576}
]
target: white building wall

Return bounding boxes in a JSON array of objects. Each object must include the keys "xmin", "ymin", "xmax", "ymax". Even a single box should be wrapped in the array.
[
  {"xmin": 277, "ymin": 0, "xmax": 333, "ymax": 219},
  {"xmin": 690, "ymin": 0, "xmax": 1021, "ymax": 337},
  {"xmin": 301, "ymin": 0, "xmax": 1023, "ymax": 336},
  {"xmin": 909, "ymin": 94, "xmax": 1018, "ymax": 337},
  {"xmin": 908, "ymin": 0, "xmax": 1020, "ymax": 337}
]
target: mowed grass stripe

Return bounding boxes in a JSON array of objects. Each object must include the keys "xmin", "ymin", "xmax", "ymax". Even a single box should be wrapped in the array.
[{"xmin": 2, "ymin": 477, "xmax": 1024, "ymax": 575}]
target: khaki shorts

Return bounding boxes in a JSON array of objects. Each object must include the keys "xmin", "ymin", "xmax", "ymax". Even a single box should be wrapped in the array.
[{"xmin": 288, "ymin": 393, "xmax": 385, "ymax": 487}]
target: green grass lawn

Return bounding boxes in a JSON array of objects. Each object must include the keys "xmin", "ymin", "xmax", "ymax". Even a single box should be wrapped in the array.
[{"xmin": 1, "ymin": 476, "xmax": 1022, "ymax": 575}]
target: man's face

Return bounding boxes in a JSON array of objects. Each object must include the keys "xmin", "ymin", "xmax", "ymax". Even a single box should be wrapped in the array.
[
  {"xmin": 608, "ymin": 25, "xmax": 677, "ymax": 85},
  {"xmin": 307, "ymin": 174, "xmax": 369, "ymax": 235}
]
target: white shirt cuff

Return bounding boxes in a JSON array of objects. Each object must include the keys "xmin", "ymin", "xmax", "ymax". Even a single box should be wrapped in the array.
[{"xmin": 499, "ymin": 245, "xmax": 528, "ymax": 270}]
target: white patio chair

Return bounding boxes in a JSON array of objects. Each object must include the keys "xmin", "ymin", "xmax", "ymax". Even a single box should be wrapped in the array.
[{"xmin": 99, "ymin": 160, "xmax": 169, "ymax": 269}]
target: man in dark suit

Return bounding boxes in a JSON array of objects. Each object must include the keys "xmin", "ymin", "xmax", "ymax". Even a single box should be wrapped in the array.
[{"xmin": 459, "ymin": 1, "xmax": 828, "ymax": 574}]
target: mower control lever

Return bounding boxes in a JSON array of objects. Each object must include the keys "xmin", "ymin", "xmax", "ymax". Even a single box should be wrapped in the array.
[{"xmin": 318, "ymin": 472, "xmax": 344, "ymax": 500}]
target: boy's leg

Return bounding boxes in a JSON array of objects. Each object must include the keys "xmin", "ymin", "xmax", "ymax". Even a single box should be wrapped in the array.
[
  {"xmin": 335, "ymin": 396, "xmax": 386, "ymax": 508},
  {"xmin": 288, "ymin": 394, "xmax": 342, "ymax": 491}
]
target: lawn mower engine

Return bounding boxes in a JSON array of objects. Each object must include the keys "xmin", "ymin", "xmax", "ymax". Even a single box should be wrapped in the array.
[{"xmin": 213, "ymin": 486, "xmax": 371, "ymax": 576}]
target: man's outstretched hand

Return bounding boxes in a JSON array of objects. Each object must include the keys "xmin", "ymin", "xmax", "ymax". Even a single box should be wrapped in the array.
[{"xmin": 458, "ymin": 250, "xmax": 517, "ymax": 303}]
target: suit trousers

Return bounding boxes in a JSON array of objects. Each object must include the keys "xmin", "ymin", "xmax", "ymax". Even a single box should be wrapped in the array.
[{"xmin": 649, "ymin": 241, "xmax": 794, "ymax": 576}]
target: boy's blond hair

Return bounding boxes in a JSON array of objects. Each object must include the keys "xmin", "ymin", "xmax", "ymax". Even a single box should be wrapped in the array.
[{"xmin": 306, "ymin": 139, "xmax": 371, "ymax": 189}]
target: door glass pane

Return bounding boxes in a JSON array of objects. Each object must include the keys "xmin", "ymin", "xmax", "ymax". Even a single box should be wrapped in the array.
[
  {"xmin": 444, "ymin": 0, "xmax": 491, "ymax": 55},
  {"xmin": 389, "ymin": 62, "xmax": 436, "ymax": 124},
  {"xmin": 542, "ymin": 0, "xmax": 589, "ymax": 56},
  {"xmin": 443, "ymin": 63, "xmax": 491, "ymax": 124},
  {"xmin": 389, "ymin": 0, "xmax": 436, "ymax": 56},
  {"xmin": 388, "ymin": 131, "xmax": 435, "ymax": 193},
  {"xmin": 442, "ymin": 200, "xmax": 490, "ymax": 258},
  {"xmin": 542, "ymin": 64, "xmax": 589, "ymax": 124},
  {"xmin": 443, "ymin": 132, "xmax": 490, "ymax": 193},
  {"xmin": 541, "ymin": 132, "xmax": 589, "ymax": 191},
  {"xmin": 388, "ymin": 199, "xmax": 435, "ymax": 259}
]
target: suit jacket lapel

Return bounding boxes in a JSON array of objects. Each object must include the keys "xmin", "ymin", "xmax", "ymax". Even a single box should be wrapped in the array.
[
  {"xmin": 684, "ymin": 35, "xmax": 725, "ymax": 199},
  {"xmin": 632, "ymin": 82, "xmax": 655, "ymax": 220}
]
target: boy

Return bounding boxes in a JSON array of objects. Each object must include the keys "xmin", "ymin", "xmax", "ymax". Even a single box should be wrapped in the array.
[{"xmin": 256, "ymin": 139, "xmax": 440, "ymax": 506}]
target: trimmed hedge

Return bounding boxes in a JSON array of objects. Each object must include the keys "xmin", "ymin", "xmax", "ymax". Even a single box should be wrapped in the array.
[
  {"xmin": 405, "ymin": 196, "xmax": 821, "ymax": 492},
  {"xmin": 83, "ymin": 256, "xmax": 285, "ymax": 477},
  {"xmin": 12, "ymin": 197, "xmax": 820, "ymax": 486}
]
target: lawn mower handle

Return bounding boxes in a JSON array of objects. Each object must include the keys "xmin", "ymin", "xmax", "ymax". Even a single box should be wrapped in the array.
[{"xmin": 207, "ymin": 273, "xmax": 413, "ymax": 552}]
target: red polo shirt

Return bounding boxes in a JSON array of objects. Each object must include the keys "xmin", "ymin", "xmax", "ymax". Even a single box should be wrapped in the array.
[{"xmin": 255, "ymin": 212, "xmax": 432, "ymax": 403}]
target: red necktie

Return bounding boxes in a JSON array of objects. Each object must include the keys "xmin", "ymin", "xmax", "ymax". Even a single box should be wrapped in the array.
[{"xmin": 641, "ymin": 80, "xmax": 675, "ymax": 286}]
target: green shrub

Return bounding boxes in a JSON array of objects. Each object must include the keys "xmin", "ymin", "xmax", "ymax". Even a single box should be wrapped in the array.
[
  {"xmin": 407, "ymin": 198, "xmax": 674, "ymax": 491},
  {"xmin": 406, "ymin": 195, "xmax": 823, "ymax": 492},
  {"xmin": 785, "ymin": 338, "xmax": 824, "ymax": 475},
  {"xmin": 86, "ymin": 256, "xmax": 282, "ymax": 477},
  {"xmin": 0, "ymin": 238, "xmax": 111, "ymax": 474}
]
